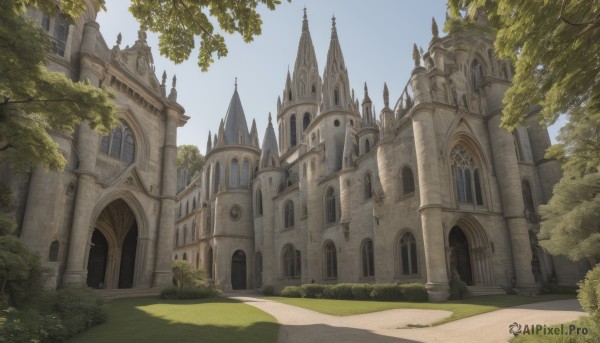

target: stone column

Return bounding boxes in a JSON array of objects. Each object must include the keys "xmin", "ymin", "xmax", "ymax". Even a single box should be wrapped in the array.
[
  {"xmin": 488, "ymin": 113, "xmax": 537, "ymax": 293},
  {"xmin": 62, "ymin": 22, "xmax": 102, "ymax": 284},
  {"xmin": 153, "ymin": 107, "xmax": 178, "ymax": 287},
  {"xmin": 411, "ymin": 67, "xmax": 449, "ymax": 301}
]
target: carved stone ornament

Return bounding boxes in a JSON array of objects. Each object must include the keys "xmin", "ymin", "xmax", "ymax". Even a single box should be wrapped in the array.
[{"xmin": 230, "ymin": 205, "xmax": 242, "ymax": 221}]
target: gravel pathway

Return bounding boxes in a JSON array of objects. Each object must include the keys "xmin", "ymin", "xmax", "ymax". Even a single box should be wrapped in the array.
[{"xmin": 227, "ymin": 295, "xmax": 587, "ymax": 343}]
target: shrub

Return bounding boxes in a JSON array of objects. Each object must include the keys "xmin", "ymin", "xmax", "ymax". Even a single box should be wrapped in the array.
[
  {"xmin": 400, "ymin": 283, "xmax": 428, "ymax": 302},
  {"xmin": 448, "ymin": 270, "xmax": 468, "ymax": 300},
  {"xmin": 578, "ymin": 265, "xmax": 600, "ymax": 323},
  {"xmin": 322, "ymin": 283, "xmax": 353, "ymax": 299},
  {"xmin": 160, "ymin": 286, "xmax": 215, "ymax": 300},
  {"xmin": 351, "ymin": 284, "xmax": 373, "ymax": 300},
  {"xmin": 371, "ymin": 283, "xmax": 402, "ymax": 301},
  {"xmin": 262, "ymin": 285, "xmax": 275, "ymax": 296},
  {"xmin": 300, "ymin": 284, "xmax": 325, "ymax": 298},
  {"xmin": 281, "ymin": 286, "xmax": 302, "ymax": 298},
  {"xmin": 171, "ymin": 260, "xmax": 210, "ymax": 289}
]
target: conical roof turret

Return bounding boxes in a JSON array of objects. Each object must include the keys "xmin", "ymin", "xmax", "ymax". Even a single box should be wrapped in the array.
[
  {"xmin": 222, "ymin": 81, "xmax": 251, "ymax": 146},
  {"xmin": 260, "ymin": 113, "xmax": 280, "ymax": 168}
]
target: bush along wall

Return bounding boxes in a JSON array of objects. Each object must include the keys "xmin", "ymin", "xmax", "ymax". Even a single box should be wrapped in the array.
[{"xmin": 280, "ymin": 283, "xmax": 427, "ymax": 302}]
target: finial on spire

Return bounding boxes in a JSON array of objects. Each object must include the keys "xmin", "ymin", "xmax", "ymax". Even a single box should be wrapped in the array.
[
  {"xmin": 383, "ymin": 82, "xmax": 389, "ymax": 107},
  {"xmin": 432, "ymin": 17, "xmax": 439, "ymax": 38},
  {"xmin": 116, "ymin": 32, "xmax": 122, "ymax": 46},
  {"xmin": 302, "ymin": 6, "xmax": 309, "ymax": 31},
  {"xmin": 161, "ymin": 71, "xmax": 167, "ymax": 86},
  {"xmin": 235, "ymin": 77, "xmax": 237, "ymax": 90},
  {"xmin": 172, "ymin": 75, "xmax": 177, "ymax": 88},
  {"xmin": 268, "ymin": 112, "xmax": 272, "ymax": 124},
  {"xmin": 331, "ymin": 15, "xmax": 338, "ymax": 38},
  {"xmin": 412, "ymin": 43, "xmax": 421, "ymax": 67},
  {"xmin": 364, "ymin": 82, "xmax": 369, "ymax": 97}
]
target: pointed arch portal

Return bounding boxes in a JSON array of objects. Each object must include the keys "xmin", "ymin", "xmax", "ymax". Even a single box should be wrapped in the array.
[
  {"xmin": 447, "ymin": 218, "xmax": 495, "ymax": 287},
  {"xmin": 86, "ymin": 199, "xmax": 139, "ymax": 289},
  {"xmin": 231, "ymin": 250, "xmax": 247, "ymax": 290}
]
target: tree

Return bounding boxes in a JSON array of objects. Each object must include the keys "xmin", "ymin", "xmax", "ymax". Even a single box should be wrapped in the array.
[
  {"xmin": 171, "ymin": 260, "xmax": 209, "ymax": 288},
  {"xmin": 538, "ymin": 107, "xmax": 600, "ymax": 264},
  {"xmin": 129, "ymin": 0, "xmax": 290, "ymax": 71},
  {"xmin": 177, "ymin": 144, "xmax": 204, "ymax": 178},
  {"xmin": 0, "ymin": 0, "xmax": 117, "ymax": 175},
  {"xmin": 446, "ymin": 0, "xmax": 600, "ymax": 129}
]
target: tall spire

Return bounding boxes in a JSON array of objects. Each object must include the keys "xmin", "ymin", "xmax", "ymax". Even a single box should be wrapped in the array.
[
  {"xmin": 222, "ymin": 82, "xmax": 251, "ymax": 146},
  {"xmin": 288, "ymin": 7, "xmax": 321, "ymax": 105},
  {"xmin": 260, "ymin": 112, "xmax": 280, "ymax": 169},
  {"xmin": 322, "ymin": 15, "xmax": 351, "ymax": 112}
]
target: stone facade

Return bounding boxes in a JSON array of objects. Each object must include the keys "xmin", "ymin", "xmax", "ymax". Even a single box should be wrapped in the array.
[
  {"xmin": 177, "ymin": 11, "xmax": 590, "ymax": 298},
  {"xmin": 6, "ymin": 3, "xmax": 188, "ymax": 289}
]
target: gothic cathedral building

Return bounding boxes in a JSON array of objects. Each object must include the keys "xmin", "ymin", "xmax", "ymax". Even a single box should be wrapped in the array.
[
  {"xmin": 4, "ymin": 3, "xmax": 188, "ymax": 290},
  {"xmin": 173, "ymin": 10, "xmax": 589, "ymax": 299}
]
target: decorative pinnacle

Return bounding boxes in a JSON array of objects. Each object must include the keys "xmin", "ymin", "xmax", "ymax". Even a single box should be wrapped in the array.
[
  {"xmin": 172, "ymin": 75, "xmax": 177, "ymax": 88},
  {"xmin": 161, "ymin": 71, "xmax": 167, "ymax": 86},
  {"xmin": 432, "ymin": 17, "xmax": 439, "ymax": 38},
  {"xmin": 268, "ymin": 112, "xmax": 272, "ymax": 124},
  {"xmin": 116, "ymin": 32, "xmax": 122, "ymax": 46},
  {"xmin": 364, "ymin": 82, "xmax": 369, "ymax": 97},
  {"xmin": 235, "ymin": 77, "xmax": 237, "ymax": 90},
  {"xmin": 412, "ymin": 43, "xmax": 421, "ymax": 67},
  {"xmin": 383, "ymin": 82, "xmax": 389, "ymax": 107},
  {"xmin": 302, "ymin": 7, "xmax": 309, "ymax": 32},
  {"xmin": 331, "ymin": 15, "xmax": 338, "ymax": 38}
]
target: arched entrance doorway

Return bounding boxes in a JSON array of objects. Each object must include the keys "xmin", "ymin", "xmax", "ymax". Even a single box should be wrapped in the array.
[
  {"xmin": 87, "ymin": 230, "xmax": 108, "ymax": 288},
  {"xmin": 87, "ymin": 199, "xmax": 139, "ymax": 289},
  {"xmin": 231, "ymin": 250, "xmax": 246, "ymax": 290},
  {"xmin": 449, "ymin": 226, "xmax": 473, "ymax": 286}
]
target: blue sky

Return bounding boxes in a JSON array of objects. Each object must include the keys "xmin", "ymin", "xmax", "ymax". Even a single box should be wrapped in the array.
[{"xmin": 97, "ymin": 0, "xmax": 563, "ymax": 153}]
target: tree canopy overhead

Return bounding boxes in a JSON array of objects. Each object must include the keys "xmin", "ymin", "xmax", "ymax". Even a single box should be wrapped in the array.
[
  {"xmin": 129, "ymin": 0, "xmax": 290, "ymax": 71},
  {"xmin": 0, "ymin": 0, "xmax": 116, "ymax": 174},
  {"xmin": 446, "ymin": 0, "xmax": 600, "ymax": 129},
  {"xmin": 177, "ymin": 145, "xmax": 204, "ymax": 179}
]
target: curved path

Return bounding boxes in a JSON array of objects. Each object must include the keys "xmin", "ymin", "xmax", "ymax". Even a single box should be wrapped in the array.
[{"xmin": 227, "ymin": 295, "xmax": 587, "ymax": 343}]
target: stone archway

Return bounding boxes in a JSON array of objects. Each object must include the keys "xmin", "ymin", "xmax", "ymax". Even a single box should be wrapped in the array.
[
  {"xmin": 87, "ymin": 199, "xmax": 139, "ymax": 289},
  {"xmin": 231, "ymin": 250, "xmax": 246, "ymax": 290},
  {"xmin": 447, "ymin": 217, "xmax": 495, "ymax": 287}
]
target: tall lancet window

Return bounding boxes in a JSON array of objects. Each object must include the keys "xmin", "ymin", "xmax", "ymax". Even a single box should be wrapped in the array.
[
  {"xmin": 230, "ymin": 159, "xmax": 239, "ymax": 187},
  {"xmin": 450, "ymin": 144, "xmax": 483, "ymax": 206},
  {"xmin": 214, "ymin": 163, "xmax": 221, "ymax": 193},
  {"xmin": 471, "ymin": 59, "xmax": 484, "ymax": 90},
  {"xmin": 241, "ymin": 160, "xmax": 249, "ymax": 187},
  {"xmin": 303, "ymin": 112, "xmax": 311, "ymax": 131},
  {"xmin": 334, "ymin": 88, "xmax": 340, "ymax": 105},
  {"xmin": 290, "ymin": 114, "xmax": 297, "ymax": 147}
]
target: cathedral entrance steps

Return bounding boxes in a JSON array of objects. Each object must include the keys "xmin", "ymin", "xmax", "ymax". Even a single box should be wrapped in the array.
[
  {"xmin": 96, "ymin": 287, "xmax": 162, "ymax": 300},
  {"xmin": 466, "ymin": 286, "xmax": 506, "ymax": 297}
]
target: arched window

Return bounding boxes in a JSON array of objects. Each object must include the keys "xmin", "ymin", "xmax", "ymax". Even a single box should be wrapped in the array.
[
  {"xmin": 364, "ymin": 173, "xmax": 372, "ymax": 199},
  {"xmin": 365, "ymin": 139, "xmax": 371, "ymax": 154},
  {"xmin": 334, "ymin": 88, "xmax": 340, "ymax": 105},
  {"xmin": 214, "ymin": 162, "xmax": 221, "ymax": 193},
  {"xmin": 362, "ymin": 239, "xmax": 375, "ymax": 277},
  {"xmin": 256, "ymin": 188, "xmax": 263, "ymax": 215},
  {"xmin": 183, "ymin": 253, "xmax": 187, "ymax": 261},
  {"xmin": 192, "ymin": 197, "xmax": 197, "ymax": 209},
  {"xmin": 282, "ymin": 245, "xmax": 301, "ymax": 278},
  {"xmin": 450, "ymin": 144, "xmax": 483, "ymax": 205},
  {"xmin": 470, "ymin": 59, "xmax": 484, "ymax": 90},
  {"xmin": 290, "ymin": 114, "xmax": 297, "ymax": 147},
  {"xmin": 183, "ymin": 225, "xmax": 188, "ymax": 245},
  {"xmin": 303, "ymin": 113, "xmax": 311, "ymax": 130},
  {"xmin": 48, "ymin": 240, "xmax": 60, "ymax": 262},
  {"xmin": 241, "ymin": 160, "xmax": 249, "ymax": 187},
  {"xmin": 326, "ymin": 187, "xmax": 336, "ymax": 224},
  {"xmin": 324, "ymin": 242, "xmax": 337, "ymax": 278},
  {"xmin": 399, "ymin": 232, "xmax": 418, "ymax": 275},
  {"xmin": 230, "ymin": 159, "xmax": 239, "ymax": 187},
  {"xmin": 284, "ymin": 201, "xmax": 294, "ymax": 229},
  {"xmin": 100, "ymin": 122, "xmax": 135, "ymax": 164},
  {"xmin": 402, "ymin": 167, "xmax": 415, "ymax": 195}
]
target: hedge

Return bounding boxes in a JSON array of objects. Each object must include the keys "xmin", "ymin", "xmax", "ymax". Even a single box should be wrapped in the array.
[
  {"xmin": 160, "ymin": 286, "xmax": 216, "ymax": 299},
  {"xmin": 280, "ymin": 283, "xmax": 428, "ymax": 302}
]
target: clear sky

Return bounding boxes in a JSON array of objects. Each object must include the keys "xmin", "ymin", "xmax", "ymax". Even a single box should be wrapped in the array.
[{"xmin": 97, "ymin": 0, "xmax": 563, "ymax": 153}]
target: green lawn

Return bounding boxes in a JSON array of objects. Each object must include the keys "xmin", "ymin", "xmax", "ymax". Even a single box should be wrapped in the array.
[
  {"xmin": 266, "ymin": 294, "xmax": 576, "ymax": 326},
  {"xmin": 69, "ymin": 297, "xmax": 278, "ymax": 343}
]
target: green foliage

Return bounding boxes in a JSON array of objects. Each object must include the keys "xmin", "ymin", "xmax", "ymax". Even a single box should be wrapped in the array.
[
  {"xmin": 280, "ymin": 286, "xmax": 301, "ymax": 298},
  {"xmin": 400, "ymin": 283, "xmax": 428, "ymax": 302},
  {"xmin": 160, "ymin": 286, "xmax": 216, "ymax": 300},
  {"xmin": 299, "ymin": 284, "xmax": 325, "ymax": 298},
  {"xmin": 448, "ymin": 271, "xmax": 469, "ymax": 300},
  {"xmin": 578, "ymin": 264, "xmax": 600, "ymax": 323},
  {"xmin": 0, "ymin": 286, "xmax": 106, "ymax": 343},
  {"xmin": 176, "ymin": 145, "xmax": 205, "ymax": 179},
  {"xmin": 262, "ymin": 285, "xmax": 274, "ymax": 296},
  {"xmin": 171, "ymin": 260, "xmax": 210, "ymax": 289},
  {"xmin": 539, "ymin": 284, "xmax": 578, "ymax": 295},
  {"xmin": 0, "ymin": 0, "xmax": 117, "ymax": 174},
  {"xmin": 350, "ymin": 284, "xmax": 373, "ymax": 300},
  {"xmin": 129, "ymin": 0, "xmax": 290, "ymax": 71},
  {"xmin": 322, "ymin": 283, "xmax": 353, "ymax": 300},
  {"xmin": 538, "ymin": 108, "xmax": 600, "ymax": 262},
  {"xmin": 446, "ymin": 0, "xmax": 600, "ymax": 130},
  {"xmin": 370, "ymin": 283, "xmax": 402, "ymax": 301},
  {"xmin": 0, "ymin": 236, "xmax": 44, "ymax": 307}
]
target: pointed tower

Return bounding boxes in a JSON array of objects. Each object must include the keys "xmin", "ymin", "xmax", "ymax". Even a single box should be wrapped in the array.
[
  {"xmin": 250, "ymin": 119, "xmax": 259, "ymax": 148},
  {"xmin": 380, "ymin": 82, "xmax": 395, "ymax": 138},
  {"xmin": 260, "ymin": 113, "xmax": 280, "ymax": 169},
  {"xmin": 222, "ymin": 82, "xmax": 252, "ymax": 146},
  {"xmin": 358, "ymin": 82, "xmax": 379, "ymax": 155},
  {"xmin": 277, "ymin": 8, "xmax": 321, "ymax": 157},
  {"xmin": 321, "ymin": 16, "xmax": 351, "ymax": 112}
]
